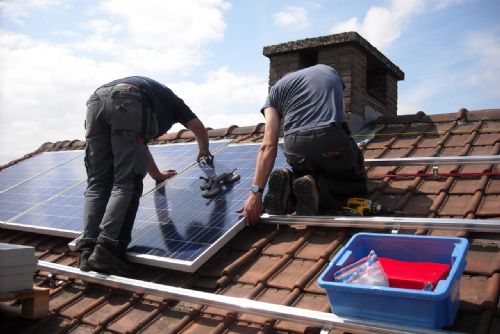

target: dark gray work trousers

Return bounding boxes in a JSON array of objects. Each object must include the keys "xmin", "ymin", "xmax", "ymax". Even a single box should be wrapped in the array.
[
  {"xmin": 76, "ymin": 84, "xmax": 156, "ymax": 255},
  {"xmin": 284, "ymin": 123, "xmax": 367, "ymax": 213}
]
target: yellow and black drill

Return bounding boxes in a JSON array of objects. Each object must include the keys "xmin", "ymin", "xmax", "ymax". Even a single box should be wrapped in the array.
[{"xmin": 340, "ymin": 197, "xmax": 397, "ymax": 216}]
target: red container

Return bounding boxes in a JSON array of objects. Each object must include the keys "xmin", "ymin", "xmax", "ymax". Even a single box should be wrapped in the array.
[{"xmin": 379, "ymin": 257, "xmax": 451, "ymax": 290}]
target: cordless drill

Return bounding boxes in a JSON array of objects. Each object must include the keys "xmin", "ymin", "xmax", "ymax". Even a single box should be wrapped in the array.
[{"xmin": 342, "ymin": 198, "xmax": 396, "ymax": 216}]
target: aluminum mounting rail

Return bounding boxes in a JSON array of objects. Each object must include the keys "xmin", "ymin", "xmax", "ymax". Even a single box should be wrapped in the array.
[
  {"xmin": 364, "ymin": 155, "xmax": 500, "ymax": 166},
  {"xmin": 261, "ymin": 214, "xmax": 500, "ymax": 232},
  {"xmin": 37, "ymin": 261, "xmax": 456, "ymax": 334}
]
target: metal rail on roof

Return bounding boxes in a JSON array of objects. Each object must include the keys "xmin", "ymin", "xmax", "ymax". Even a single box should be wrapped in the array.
[
  {"xmin": 364, "ymin": 155, "xmax": 500, "ymax": 166},
  {"xmin": 37, "ymin": 261, "xmax": 456, "ymax": 334},
  {"xmin": 261, "ymin": 214, "xmax": 500, "ymax": 232}
]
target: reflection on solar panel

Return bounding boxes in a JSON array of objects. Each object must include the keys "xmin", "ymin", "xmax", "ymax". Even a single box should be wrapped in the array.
[
  {"xmin": 127, "ymin": 143, "xmax": 289, "ymax": 272},
  {"xmin": 143, "ymin": 141, "xmax": 229, "ymax": 193},
  {"xmin": 0, "ymin": 151, "xmax": 83, "ymax": 192},
  {"xmin": 1, "ymin": 154, "xmax": 86, "ymax": 237}
]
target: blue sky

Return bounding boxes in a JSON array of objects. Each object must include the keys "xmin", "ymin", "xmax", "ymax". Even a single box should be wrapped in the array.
[{"xmin": 1, "ymin": 0, "xmax": 499, "ymax": 165}]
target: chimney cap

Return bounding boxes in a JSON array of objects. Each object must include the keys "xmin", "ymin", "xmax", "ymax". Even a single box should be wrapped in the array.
[{"xmin": 263, "ymin": 31, "xmax": 404, "ymax": 80}]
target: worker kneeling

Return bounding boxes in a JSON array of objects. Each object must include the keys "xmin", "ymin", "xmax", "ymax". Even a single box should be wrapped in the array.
[{"xmin": 242, "ymin": 64, "xmax": 367, "ymax": 225}]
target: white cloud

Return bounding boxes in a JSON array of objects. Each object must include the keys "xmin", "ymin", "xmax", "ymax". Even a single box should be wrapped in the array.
[
  {"xmin": 462, "ymin": 29, "xmax": 500, "ymax": 95},
  {"xmin": 273, "ymin": 6, "xmax": 308, "ymax": 28},
  {"xmin": 169, "ymin": 67, "xmax": 268, "ymax": 130},
  {"xmin": 330, "ymin": 0, "xmax": 464, "ymax": 50},
  {"xmin": 0, "ymin": 0, "xmax": 235, "ymax": 165},
  {"xmin": 0, "ymin": 0, "xmax": 69, "ymax": 23}
]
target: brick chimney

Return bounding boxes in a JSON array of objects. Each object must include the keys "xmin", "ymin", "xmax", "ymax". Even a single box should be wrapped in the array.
[{"xmin": 262, "ymin": 32, "xmax": 404, "ymax": 117}]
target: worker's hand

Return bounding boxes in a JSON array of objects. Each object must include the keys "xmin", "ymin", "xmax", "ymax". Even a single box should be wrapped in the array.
[
  {"xmin": 197, "ymin": 150, "xmax": 213, "ymax": 163},
  {"xmin": 154, "ymin": 169, "xmax": 177, "ymax": 182},
  {"xmin": 238, "ymin": 193, "xmax": 263, "ymax": 226}
]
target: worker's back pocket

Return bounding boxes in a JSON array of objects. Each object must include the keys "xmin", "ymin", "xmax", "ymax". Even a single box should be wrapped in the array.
[{"xmin": 110, "ymin": 90, "xmax": 143, "ymax": 135}]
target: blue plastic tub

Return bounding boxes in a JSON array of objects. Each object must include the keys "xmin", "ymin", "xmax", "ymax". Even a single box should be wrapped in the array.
[{"xmin": 318, "ymin": 233, "xmax": 468, "ymax": 329}]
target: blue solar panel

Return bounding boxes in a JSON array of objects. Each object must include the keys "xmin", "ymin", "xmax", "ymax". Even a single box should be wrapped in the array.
[
  {"xmin": 143, "ymin": 140, "xmax": 229, "ymax": 193},
  {"xmin": 0, "ymin": 141, "xmax": 230, "ymax": 237},
  {"xmin": 0, "ymin": 151, "xmax": 83, "ymax": 192},
  {"xmin": 0, "ymin": 154, "xmax": 86, "ymax": 236},
  {"xmin": 127, "ymin": 143, "xmax": 289, "ymax": 272}
]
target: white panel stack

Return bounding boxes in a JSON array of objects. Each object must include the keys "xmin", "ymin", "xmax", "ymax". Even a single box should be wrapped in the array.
[{"xmin": 0, "ymin": 243, "xmax": 37, "ymax": 293}]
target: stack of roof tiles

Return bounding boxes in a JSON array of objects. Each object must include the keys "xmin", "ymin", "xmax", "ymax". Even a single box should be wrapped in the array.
[{"xmin": 0, "ymin": 108, "xmax": 499, "ymax": 334}]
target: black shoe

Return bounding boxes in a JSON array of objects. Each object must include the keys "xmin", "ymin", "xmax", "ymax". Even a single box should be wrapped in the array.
[
  {"xmin": 78, "ymin": 250, "xmax": 93, "ymax": 272},
  {"xmin": 263, "ymin": 168, "xmax": 292, "ymax": 215},
  {"xmin": 88, "ymin": 244, "xmax": 133, "ymax": 276},
  {"xmin": 293, "ymin": 175, "xmax": 319, "ymax": 216}
]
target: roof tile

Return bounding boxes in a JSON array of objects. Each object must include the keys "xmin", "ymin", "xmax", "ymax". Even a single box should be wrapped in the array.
[
  {"xmin": 486, "ymin": 178, "xmax": 500, "ymax": 194},
  {"xmin": 107, "ymin": 300, "xmax": 160, "ymax": 333},
  {"xmin": 439, "ymin": 194, "xmax": 473, "ymax": 216},
  {"xmin": 274, "ymin": 293, "xmax": 330, "ymax": 333},
  {"xmin": 295, "ymin": 230, "xmax": 346, "ymax": 260},
  {"xmin": 235, "ymin": 255, "xmax": 286, "ymax": 285},
  {"xmin": 262, "ymin": 229, "xmax": 309, "ymax": 256},
  {"xmin": 477, "ymin": 195, "xmax": 500, "ymax": 217},
  {"xmin": 402, "ymin": 194, "xmax": 437, "ymax": 216},
  {"xmin": 417, "ymin": 135, "xmax": 442, "ymax": 148},
  {"xmin": 238, "ymin": 288, "xmax": 298, "ymax": 323},
  {"xmin": 460, "ymin": 274, "xmax": 500, "ymax": 312},
  {"xmin": 465, "ymin": 244, "xmax": 500, "ymax": 275},
  {"xmin": 139, "ymin": 303, "xmax": 200, "ymax": 334},
  {"xmin": 450, "ymin": 178, "xmax": 483, "ymax": 194},
  {"xmin": 267, "ymin": 258, "xmax": 320, "ymax": 290},
  {"xmin": 82, "ymin": 292, "xmax": 132, "ymax": 326}
]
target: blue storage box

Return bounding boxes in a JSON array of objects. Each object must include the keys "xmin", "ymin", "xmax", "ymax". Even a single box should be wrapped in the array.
[{"xmin": 318, "ymin": 233, "xmax": 468, "ymax": 329}]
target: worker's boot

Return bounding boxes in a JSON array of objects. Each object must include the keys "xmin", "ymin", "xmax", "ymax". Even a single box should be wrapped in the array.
[
  {"xmin": 88, "ymin": 244, "xmax": 133, "ymax": 276},
  {"xmin": 263, "ymin": 168, "xmax": 293, "ymax": 215},
  {"xmin": 78, "ymin": 249, "xmax": 93, "ymax": 272},
  {"xmin": 293, "ymin": 175, "xmax": 319, "ymax": 216}
]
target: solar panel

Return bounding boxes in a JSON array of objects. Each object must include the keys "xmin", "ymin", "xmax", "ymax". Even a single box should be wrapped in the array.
[
  {"xmin": 0, "ymin": 141, "xmax": 230, "ymax": 237},
  {"xmin": 126, "ymin": 143, "xmax": 289, "ymax": 272},
  {"xmin": 143, "ymin": 140, "xmax": 229, "ymax": 193},
  {"xmin": 0, "ymin": 151, "xmax": 83, "ymax": 193},
  {"xmin": 0, "ymin": 154, "xmax": 87, "ymax": 237}
]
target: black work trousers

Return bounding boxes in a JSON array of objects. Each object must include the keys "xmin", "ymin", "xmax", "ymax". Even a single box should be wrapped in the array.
[
  {"xmin": 284, "ymin": 123, "xmax": 367, "ymax": 213},
  {"xmin": 76, "ymin": 84, "xmax": 156, "ymax": 255}
]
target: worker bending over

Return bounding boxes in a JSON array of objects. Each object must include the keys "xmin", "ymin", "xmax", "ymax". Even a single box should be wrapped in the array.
[
  {"xmin": 76, "ymin": 76, "xmax": 212, "ymax": 275},
  {"xmin": 242, "ymin": 64, "xmax": 367, "ymax": 225}
]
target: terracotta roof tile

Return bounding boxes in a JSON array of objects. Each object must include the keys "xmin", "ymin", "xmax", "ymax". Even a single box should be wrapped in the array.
[
  {"xmin": 450, "ymin": 178, "xmax": 483, "ymax": 194},
  {"xmin": 486, "ymin": 178, "xmax": 500, "ymax": 194},
  {"xmin": 362, "ymin": 148, "xmax": 385, "ymax": 159},
  {"xmin": 235, "ymin": 255, "xmax": 286, "ymax": 285},
  {"xmin": 477, "ymin": 195, "xmax": 500, "ymax": 217},
  {"xmin": 262, "ymin": 228, "xmax": 309, "ymax": 256},
  {"xmin": 267, "ymin": 258, "xmax": 320, "ymax": 289},
  {"xmin": 466, "ymin": 109, "xmax": 500, "ymax": 121},
  {"xmin": 439, "ymin": 194, "xmax": 474, "ymax": 216},
  {"xmin": 294, "ymin": 230, "xmax": 346, "ymax": 260},
  {"xmin": 238, "ymin": 287, "xmax": 300, "ymax": 324},
  {"xmin": 465, "ymin": 244, "xmax": 500, "ymax": 275},
  {"xmin": 274, "ymin": 293, "xmax": 330, "ymax": 332},
  {"xmin": 460, "ymin": 273, "xmax": 500, "ymax": 313},
  {"xmin": 391, "ymin": 135, "xmax": 420, "ymax": 148},
  {"xmin": 402, "ymin": 194, "xmax": 437, "ymax": 216},
  {"xmin": 417, "ymin": 135, "xmax": 442, "ymax": 148}
]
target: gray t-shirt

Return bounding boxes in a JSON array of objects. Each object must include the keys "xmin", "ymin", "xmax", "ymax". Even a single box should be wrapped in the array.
[{"xmin": 261, "ymin": 64, "xmax": 346, "ymax": 135}]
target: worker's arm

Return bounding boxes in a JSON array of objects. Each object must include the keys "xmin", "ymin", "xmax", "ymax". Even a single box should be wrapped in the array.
[
  {"xmin": 185, "ymin": 117, "xmax": 212, "ymax": 162},
  {"xmin": 242, "ymin": 107, "xmax": 281, "ymax": 225},
  {"xmin": 147, "ymin": 147, "xmax": 177, "ymax": 181}
]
